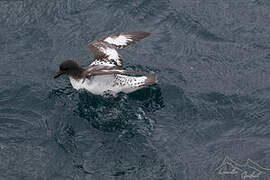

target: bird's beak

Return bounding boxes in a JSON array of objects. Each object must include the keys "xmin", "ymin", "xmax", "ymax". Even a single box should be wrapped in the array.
[{"xmin": 54, "ymin": 71, "xmax": 65, "ymax": 79}]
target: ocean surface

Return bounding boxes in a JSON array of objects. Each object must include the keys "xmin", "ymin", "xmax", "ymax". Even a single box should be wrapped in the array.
[{"xmin": 1, "ymin": 0, "xmax": 270, "ymax": 180}]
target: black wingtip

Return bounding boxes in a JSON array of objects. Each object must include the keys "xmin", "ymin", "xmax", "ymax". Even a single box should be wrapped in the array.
[
  {"xmin": 129, "ymin": 31, "xmax": 151, "ymax": 40},
  {"xmin": 137, "ymin": 31, "xmax": 151, "ymax": 36}
]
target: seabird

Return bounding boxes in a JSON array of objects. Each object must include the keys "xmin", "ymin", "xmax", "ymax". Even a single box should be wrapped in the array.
[{"xmin": 54, "ymin": 31, "xmax": 157, "ymax": 96}]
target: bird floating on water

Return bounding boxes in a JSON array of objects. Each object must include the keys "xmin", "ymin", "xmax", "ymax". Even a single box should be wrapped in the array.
[{"xmin": 54, "ymin": 31, "xmax": 157, "ymax": 96}]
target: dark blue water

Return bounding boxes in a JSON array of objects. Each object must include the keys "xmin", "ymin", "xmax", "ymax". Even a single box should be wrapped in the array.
[{"xmin": 1, "ymin": 0, "xmax": 270, "ymax": 179}]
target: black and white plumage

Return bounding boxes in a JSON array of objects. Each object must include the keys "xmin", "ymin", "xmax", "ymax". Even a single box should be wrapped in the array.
[
  {"xmin": 88, "ymin": 31, "xmax": 150, "ymax": 68},
  {"xmin": 54, "ymin": 31, "xmax": 157, "ymax": 96}
]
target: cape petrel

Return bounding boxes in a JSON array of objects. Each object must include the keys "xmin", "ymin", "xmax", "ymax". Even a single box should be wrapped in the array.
[{"xmin": 54, "ymin": 31, "xmax": 157, "ymax": 96}]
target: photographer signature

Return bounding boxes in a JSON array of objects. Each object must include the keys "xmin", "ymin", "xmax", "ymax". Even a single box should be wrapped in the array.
[{"xmin": 216, "ymin": 156, "xmax": 270, "ymax": 180}]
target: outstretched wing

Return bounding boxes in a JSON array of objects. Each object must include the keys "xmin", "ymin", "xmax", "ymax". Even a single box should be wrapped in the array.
[
  {"xmin": 87, "ymin": 41, "xmax": 122, "ymax": 68},
  {"xmin": 87, "ymin": 31, "xmax": 150, "ymax": 69},
  {"xmin": 102, "ymin": 31, "xmax": 150, "ymax": 49}
]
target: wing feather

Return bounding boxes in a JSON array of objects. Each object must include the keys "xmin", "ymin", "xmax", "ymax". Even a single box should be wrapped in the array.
[
  {"xmin": 87, "ymin": 31, "xmax": 150, "ymax": 69},
  {"xmin": 103, "ymin": 31, "xmax": 150, "ymax": 49},
  {"xmin": 87, "ymin": 41, "xmax": 122, "ymax": 67}
]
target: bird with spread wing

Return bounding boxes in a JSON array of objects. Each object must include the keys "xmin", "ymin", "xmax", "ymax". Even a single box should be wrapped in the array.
[{"xmin": 54, "ymin": 31, "xmax": 157, "ymax": 96}]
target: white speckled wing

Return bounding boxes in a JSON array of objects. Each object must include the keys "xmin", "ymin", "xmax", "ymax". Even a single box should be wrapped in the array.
[
  {"xmin": 87, "ymin": 41, "xmax": 122, "ymax": 67},
  {"xmin": 87, "ymin": 31, "xmax": 150, "ymax": 69},
  {"xmin": 112, "ymin": 74, "xmax": 156, "ymax": 94}
]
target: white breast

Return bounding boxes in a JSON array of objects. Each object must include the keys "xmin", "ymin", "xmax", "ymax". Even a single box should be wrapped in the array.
[
  {"xmin": 69, "ymin": 77, "xmax": 84, "ymax": 90},
  {"xmin": 69, "ymin": 75, "xmax": 115, "ymax": 95}
]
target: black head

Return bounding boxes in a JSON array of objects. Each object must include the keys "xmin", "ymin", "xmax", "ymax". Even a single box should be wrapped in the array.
[{"xmin": 54, "ymin": 60, "xmax": 84, "ymax": 79}]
